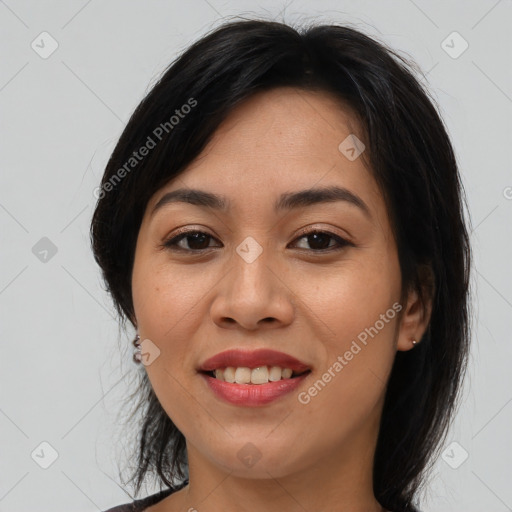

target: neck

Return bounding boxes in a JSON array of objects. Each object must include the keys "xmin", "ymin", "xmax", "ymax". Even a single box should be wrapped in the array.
[{"xmin": 177, "ymin": 414, "xmax": 385, "ymax": 512}]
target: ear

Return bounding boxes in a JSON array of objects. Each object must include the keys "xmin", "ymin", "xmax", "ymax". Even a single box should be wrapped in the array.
[{"xmin": 397, "ymin": 265, "xmax": 435, "ymax": 352}]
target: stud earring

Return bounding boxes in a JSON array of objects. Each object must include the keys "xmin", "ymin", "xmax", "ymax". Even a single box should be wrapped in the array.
[
  {"xmin": 411, "ymin": 338, "xmax": 419, "ymax": 346},
  {"xmin": 133, "ymin": 334, "xmax": 142, "ymax": 363}
]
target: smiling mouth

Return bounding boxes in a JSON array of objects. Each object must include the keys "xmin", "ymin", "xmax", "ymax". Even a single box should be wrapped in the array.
[{"xmin": 201, "ymin": 366, "xmax": 311, "ymax": 385}]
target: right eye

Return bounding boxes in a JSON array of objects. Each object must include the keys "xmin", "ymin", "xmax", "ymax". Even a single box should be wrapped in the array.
[{"xmin": 162, "ymin": 230, "xmax": 223, "ymax": 252}]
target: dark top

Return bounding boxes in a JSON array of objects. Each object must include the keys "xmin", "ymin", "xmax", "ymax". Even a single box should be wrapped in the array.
[
  {"xmin": 103, "ymin": 480, "xmax": 397, "ymax": 511},
  {"xmin": 103, "ymin": 480, "xmax": 188, "ymax": 512}
]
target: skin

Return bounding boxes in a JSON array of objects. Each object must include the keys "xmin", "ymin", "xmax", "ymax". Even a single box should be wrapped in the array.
[{"xmin": 131, "ymin": 87, "xmax": 432, "ymax": 512}]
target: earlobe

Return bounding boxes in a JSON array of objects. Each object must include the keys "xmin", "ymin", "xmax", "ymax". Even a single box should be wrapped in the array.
[{"xmin": 396, "ymin": 285, "xmax": 433, "ymax": 352}]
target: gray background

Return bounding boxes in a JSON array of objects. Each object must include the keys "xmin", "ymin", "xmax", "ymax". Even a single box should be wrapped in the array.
[{"xmin": 1, "ymin": 1, "xmax": 511, "ymax": 511}]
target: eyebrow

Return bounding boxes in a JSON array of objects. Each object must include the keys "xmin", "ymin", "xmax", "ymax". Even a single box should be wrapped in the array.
[{"xmin": 151, "ymin": 185, "xmax": 371, "ymax": 218}]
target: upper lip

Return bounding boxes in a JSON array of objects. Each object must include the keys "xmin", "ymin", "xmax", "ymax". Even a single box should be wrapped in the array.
[{"xmin": 198, "ymin": 349, "xmax": 311, "ymax": 373}]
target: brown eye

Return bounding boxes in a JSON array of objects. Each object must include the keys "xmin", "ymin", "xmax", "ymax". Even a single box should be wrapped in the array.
[
  {"xmin": 164, "ymin": 231, "xmax": 222, "ymax": 251},
  {"xmin": 291, "ymin": 230, "xmax": 353, "ymax": 252}
]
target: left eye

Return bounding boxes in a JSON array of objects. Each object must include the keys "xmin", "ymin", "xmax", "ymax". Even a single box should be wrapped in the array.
[{"xmin": 290, "ymin": 231, "xmax": 352, "ymax": 251}]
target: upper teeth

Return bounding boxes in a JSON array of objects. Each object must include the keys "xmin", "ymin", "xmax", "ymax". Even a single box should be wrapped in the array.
[{"xmin": 214, "ymin": 366, "xmax": 294, "ymax": 384}]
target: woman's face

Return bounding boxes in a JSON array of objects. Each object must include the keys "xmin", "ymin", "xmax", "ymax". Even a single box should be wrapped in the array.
[{"xmin": 131, "ymin": 87, "xmax": 417, "ymax": 481}]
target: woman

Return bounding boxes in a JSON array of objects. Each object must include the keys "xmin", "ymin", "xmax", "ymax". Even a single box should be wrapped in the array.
[{"xmin": 92, "ymin": 18, "xmax": 472, "ymax": 512}]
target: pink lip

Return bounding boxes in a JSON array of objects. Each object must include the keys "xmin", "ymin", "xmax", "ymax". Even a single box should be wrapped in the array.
[
  {"xmin": 200, "ymin": 372, "xmax": 310, "ymax": 407},
  {"xmin": 197, "ymin": 349, "xmax": 311, "ymax": 407},
  {"xmin": 198, "ymin": 348, "xmax": 310, "ymax": 373}
]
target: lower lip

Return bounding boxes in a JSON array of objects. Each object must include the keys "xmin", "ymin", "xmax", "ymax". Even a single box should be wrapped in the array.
[{"xmin": 200, "ymin": 372, "xmax": 310, "ymax": 407}]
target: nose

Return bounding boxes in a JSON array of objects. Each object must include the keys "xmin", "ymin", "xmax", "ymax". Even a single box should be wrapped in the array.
[{"xmin": 210, "ymin": 246, "xmax": 295, "ymax": 331}]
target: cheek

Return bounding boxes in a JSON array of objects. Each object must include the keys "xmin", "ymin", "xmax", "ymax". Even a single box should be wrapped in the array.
[
  {"xmin": 294, "ymin": 269, "xmax": 398, "ymax": 442},
  {"xmin": 297, "ymin": 253, "xmax": 401, "ymax": 341},
  {"xmin": 132, "ymin": 257, "xmax": 206, "ymax": 336},
  {"xmin": 294, "ymin": 253, "xmax": 400, "ymax": 417},
  {"xmin": 131, "ymin": 260, "xmax": 210, "ymax": 430}
]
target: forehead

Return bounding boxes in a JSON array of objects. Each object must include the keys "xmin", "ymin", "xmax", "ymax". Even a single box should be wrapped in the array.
[
  {"xmin": 148, "ymin": 87, "xmax": 384, "ymax": 221},
  {"xmin": 201, "ymin": 87, "xmax": 363, "ymax": 159}
]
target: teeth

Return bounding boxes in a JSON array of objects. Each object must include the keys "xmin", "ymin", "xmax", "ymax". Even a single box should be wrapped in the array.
[
  {"xmin": 234, "ymin": 367, "xmax": 251, "ymax": 384},
  {"xmin": 282, "ymin": 368, "xmax": 293, "ymax": 379},
  {"xmin": 223, "ymin": 367, "xmax": 235, "ymax": 383},
  {"xmin": 269, "ymin": 366, "xmax": 282, "ymax": 381},
  {"xmin": 251, "ymin": 366, "xmax": 269, "ymax": 384},
  {"xmin": 211, "ymin": 366, "xmax": 298, "ymax": 384}
]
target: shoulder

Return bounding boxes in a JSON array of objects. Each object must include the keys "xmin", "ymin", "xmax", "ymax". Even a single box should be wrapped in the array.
[{"xmin": 102, "ymin": 481, "xmax": 188, "ymax": 512}]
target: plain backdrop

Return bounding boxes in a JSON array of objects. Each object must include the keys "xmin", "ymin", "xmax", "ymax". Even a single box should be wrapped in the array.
[{"xmin": 1, "ymin": 1, "xmax": 511, "ymax": 511}]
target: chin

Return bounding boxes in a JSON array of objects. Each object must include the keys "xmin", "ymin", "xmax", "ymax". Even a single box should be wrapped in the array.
[{"xmin": 204, "ymin": 439, "xmax": 308, "ymax": 480}]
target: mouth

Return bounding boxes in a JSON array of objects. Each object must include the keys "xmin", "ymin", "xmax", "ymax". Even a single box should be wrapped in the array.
[
  {"xmin": 198, "ymin": 348, "xmax": 312, "ymax": 382},
  {"xmin": 199, "ymin": 355, "xmax": 312, "ymax": 407},
  {"xmin": 200, "ymin": 366, "xmax": 312, "ymax": 385}
]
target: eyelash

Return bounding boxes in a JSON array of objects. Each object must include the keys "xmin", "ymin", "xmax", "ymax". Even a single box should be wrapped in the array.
[{"xmin": 162, "ymin": 228, "xmax": 354, "ymax": 253}]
